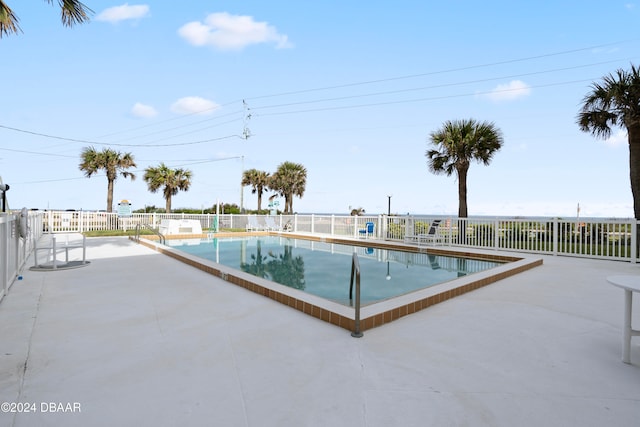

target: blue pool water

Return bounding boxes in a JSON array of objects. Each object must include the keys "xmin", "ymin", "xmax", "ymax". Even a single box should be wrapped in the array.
[{"xmin": 167, "ymin": 236, "xmax": 503, "ymax": 306}]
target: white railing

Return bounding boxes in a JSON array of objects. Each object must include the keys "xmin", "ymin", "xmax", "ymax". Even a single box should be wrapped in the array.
[
  {"xmin": 38, "ymin": 211, "xmax": 640, "ymax": 262},
  {"xmin": 1, "ymin": 211, "xmax": 44, "ymax": 303},
  {"xmin": 387, "ymin": 215, "xmax": 638, "ymax": 262}
]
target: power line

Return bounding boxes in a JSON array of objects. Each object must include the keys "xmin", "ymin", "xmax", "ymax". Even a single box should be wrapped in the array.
[
  {"xmin": 0, "ymin": 147, "xmax": 77, "ymax": 158},
  {"xmin": 104, "ymin": 108, "xmax": 245, "ymax": 143},
  {"xmin": 0, "ymin": 124, "xmax": 245, "ymax": 147},
  {"xmin": 94, "ymin": 101, "xmax": 243, "ymax": 140},
  {"xmin": 249, "ymin": 58, "xmax": 635, "ymax": 112},
  {"xmin": 256, "ymin": 77, "xmax": 598, "ymax": 117},
  {"xmin": 14, "ymin": 156, "xmax": 244, "ymax": 185},
  {"xmin": 242, "ymin": 39, "xmax": 638, "ymax": 102}
]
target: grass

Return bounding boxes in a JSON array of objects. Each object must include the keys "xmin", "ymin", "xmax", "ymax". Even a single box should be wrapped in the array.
[{"xmin": 82, "ymin": 229, "xmax": 155, "ymax": 237}]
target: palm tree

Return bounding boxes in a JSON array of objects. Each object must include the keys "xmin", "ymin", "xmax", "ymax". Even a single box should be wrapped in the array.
[
  {"xmin": 1, "ymin": 0, "xmax": 93, "ymax": 38},
  {"xmin": 578, "ymin": 64, "xmax": 640, "ymax": 219},
  {"xmin": 426, "ymin": 119, "xmax": 504, "ymax": 218},
  {"xmin": 79, "ymin": 147, "xmax": 136, "ymax": 213},
  {"xmin": 270, "ymin": 162, "xmax": 307, "ymax": 214},
  {"xmin": 242, "ymin": 169, "xmax": 271, "ymax": 212},
  {"xmin": 143, "ymin": 163, "xmax": 192, "ymax": 213}
]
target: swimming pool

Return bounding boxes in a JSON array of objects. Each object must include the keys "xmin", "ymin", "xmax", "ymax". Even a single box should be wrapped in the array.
[
  {"xmin": 138, "ymin": 233, "xmax": 542, "ymax": 332},
  {"xmin": 166, "ymin": 236, "xmax": 503, "ymax": 306}
]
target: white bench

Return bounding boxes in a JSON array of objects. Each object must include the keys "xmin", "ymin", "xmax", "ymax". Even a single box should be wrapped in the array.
[{"xmin": 32, "ymin": 235, "xmax": 88, "ymax": 270}]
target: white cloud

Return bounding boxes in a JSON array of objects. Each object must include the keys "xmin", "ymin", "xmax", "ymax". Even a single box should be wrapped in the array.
[
  {"xmin": 482, "ymin": 80, "xmax": 531, "ymax": 102},
  {"xmin": 96, "ymin": 4, "xmax": 150, "ymax": 24},
  {"xmin": 131, "ymin": 102, "xmax": 157, "ymax": 118},
  {"xmin": 178, "ymin": 12, "xmax": 292, "ymax": 51},
  {"xmin": 170, "ymin": 97, "xmax": 220, "ymax": 115}
]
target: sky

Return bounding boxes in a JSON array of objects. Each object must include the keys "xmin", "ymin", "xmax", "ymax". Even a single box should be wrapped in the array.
[{"xmin": 0, "ymin": 1, "xmax": 639, "ymax": 218}]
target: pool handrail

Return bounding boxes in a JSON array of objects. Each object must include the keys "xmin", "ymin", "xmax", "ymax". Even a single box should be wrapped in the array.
[
  {"xmin": 349, "ymin": 252, "xmax": 363, "ymax": 338},
  {"xmin": 135, "ymin": 223, "xmax": 166, "ymax": 245}
]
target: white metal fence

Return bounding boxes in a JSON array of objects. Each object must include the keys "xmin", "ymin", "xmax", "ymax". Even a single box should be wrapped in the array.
[
  {"xmin": 386, "ymin": 215, "xmax": 638, "ymax": 262},
  {"xmin": 0, "ymin": 211, "xmax": 44, "ymax": 304},
  {"xmin": 34, "ymin": 210, "xmax": 640, "ymax": 262}
]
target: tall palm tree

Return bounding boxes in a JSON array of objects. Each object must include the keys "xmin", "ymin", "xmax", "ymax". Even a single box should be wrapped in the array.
[
  {"xmin": 242, "ymin": 168, "xmax": 271, "ymax": 212},
  {"xmin": 1, "ymin": 0, "xmax": 93, "ymax": 38},
  {"xmin": 426, "ymin": 119, "xmax": 504, "ymax": 218},
  {"xmin": 578, "ymin": 64, "xmax": 640, "ymax": 219},
  {"xmin": 270, "ymin": 162, "xmax": 307, "ymax": 214},
  {"xmin": 143, "ymin": 163, "xmax": 192, "ymax": 213},
  {"xmin": 79, "ymin": 147, "xmax": 136, "ymax": 213}
]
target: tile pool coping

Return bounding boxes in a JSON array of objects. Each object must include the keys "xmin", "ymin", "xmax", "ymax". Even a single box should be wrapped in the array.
[{"xmin": 133, "ymin": 232, "xmax": 543, "ymax": 333}]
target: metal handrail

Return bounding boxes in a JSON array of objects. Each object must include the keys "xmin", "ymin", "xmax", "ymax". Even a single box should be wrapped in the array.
[
  {"xmin": 135, "ymin": 224, "xmax": 165, "ymax": 245},
  {"xmin": 349, "ymin": 252, "xmax": 363, "ymax": 338}
]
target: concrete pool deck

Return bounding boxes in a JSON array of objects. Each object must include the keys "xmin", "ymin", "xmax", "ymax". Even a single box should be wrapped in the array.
[{"xmin": 1, "ymin": 234, "xmax": 639, "ymax": 426}]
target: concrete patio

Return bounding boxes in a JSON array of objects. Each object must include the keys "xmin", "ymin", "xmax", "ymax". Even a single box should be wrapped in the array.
[{"xmin": 1, "ymin": 234, "xmax": 639, "ymax": 427}]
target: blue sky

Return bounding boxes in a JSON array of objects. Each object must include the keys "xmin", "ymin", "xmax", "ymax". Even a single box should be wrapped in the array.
[{"xmin": 1, "ymin": 1, "xmax": 638, "ymax": 217}]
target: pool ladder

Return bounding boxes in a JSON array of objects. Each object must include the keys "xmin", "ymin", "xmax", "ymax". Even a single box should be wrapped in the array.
[
  {"xmin": 349, "ymin": 252, "xmax": 363, "ymax": 337},
  {"xmin": 134, "ymin": 224, "xmax": 166, "ymax": 245}
]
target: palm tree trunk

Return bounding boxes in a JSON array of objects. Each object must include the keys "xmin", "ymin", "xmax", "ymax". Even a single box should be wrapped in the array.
[
  {"xmin": 456, "ymin": 166, "xmax": 469, "ymax": 245},
  {"xmin": 283, "ymin": 194, "xmax": 290, "ymax": 214},
  {"xmin": 457, "ymin": 166, "xmax": 469, "ymax": 218},
  {"xmin": 165, "ymin": 197, "xmax": 172, "ymax": 213},
  {"xmin": 107, "ymin": 179, "xmax": 114, "ymax": 213},
  {"xmin": 629, "ymin": 125, "xmax": 640, "ymax": 219}
]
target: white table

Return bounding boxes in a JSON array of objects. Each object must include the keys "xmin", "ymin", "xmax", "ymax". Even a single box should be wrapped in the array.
[{"xmin": 607, "ymin": 275, "xmax": 640, "ymax": 363}]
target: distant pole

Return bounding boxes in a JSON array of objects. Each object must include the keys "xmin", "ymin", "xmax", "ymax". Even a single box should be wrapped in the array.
[
  {"xmin": 215, "ymin": 198, "xmax": 220, "ymax": 232},
  {"xmin": 240, "ymin": 155, "xmax": 245, "ymax": 213},
  {"xmin": 387, "ymin": 194, "xmax": 392, "ymax": 216}
]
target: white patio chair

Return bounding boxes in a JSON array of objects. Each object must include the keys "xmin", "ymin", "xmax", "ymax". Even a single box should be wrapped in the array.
[
  {"xmin": 417, "ymin": 220, "xmax": 444, "ymax": 246},
  {"xmin": 265, "ymin": 216, "xmax": 282, "ymax": 231}
]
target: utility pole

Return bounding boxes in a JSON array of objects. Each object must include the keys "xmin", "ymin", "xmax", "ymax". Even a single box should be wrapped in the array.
[
  {"xmin": 240, "ymin": 155, "xmax": 245, "ymax": 213},
  {"xmin": 240, "ymin": 100, "xmax": 251, "ymax": 214}
]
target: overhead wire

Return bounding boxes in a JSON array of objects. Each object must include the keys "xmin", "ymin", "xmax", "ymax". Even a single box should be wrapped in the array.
[
  {"xmin": 241, "ymin": 39, "xmax": 638, "ymax": 102},
  {"xmin": 248, "ymin": 58, "xmax": 636, "ymax": 112},
  {"xmin": 1, "ymin": 39, "xmax": 637, "ymax": 158},
  {"xmin": 13, "ymin": 156, "xmax": 244, "ymax": 185}
]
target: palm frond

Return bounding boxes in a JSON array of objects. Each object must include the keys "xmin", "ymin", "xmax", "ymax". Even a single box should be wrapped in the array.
[{"xmin": 0, "ymin": 1, "xmax": 21, "ymax": 37}]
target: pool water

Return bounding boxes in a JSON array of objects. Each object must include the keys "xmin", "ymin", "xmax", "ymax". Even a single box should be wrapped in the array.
[{"xmin": 167, "ymin": 236, "xmax": 503, "ymax": 306}]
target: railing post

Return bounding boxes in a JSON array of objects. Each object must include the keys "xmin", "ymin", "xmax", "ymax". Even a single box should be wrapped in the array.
[
  {"xmin": 311, "ymin": 214, "xmax": 315, "ymax": 234},
  {"xmin": 52, "ymin": 236, "xmax": 57, "ymax": 270},
  {"xmin": 14, "ymin": 217, "xmax": 20, "ymax": 274},
  {"xmin": 331, "ymin": 215, "xmax": 335, "ymax": 236},
  {"xmin": 405, "ymin": 217, "xmax": 411, "ymax": 242},
  {"xmin": 82, "ymin": 235, "xmax": 87, "ymax": 264},
  {"xmin": 2, "ymin": 218, "xmax": 8, "ymax": 300},
  {"xmin": 553, "ymin": 218, "xmax": 559, "ymax": 256},
  {"xmin": 631, "ymin": 220, "xmax": 637, "ymax": 264}
]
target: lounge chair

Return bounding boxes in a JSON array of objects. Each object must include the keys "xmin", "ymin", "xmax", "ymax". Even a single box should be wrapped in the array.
[
  {"xmin": 246, "ymin": 216, "xmax": 266, "ymax": 231},
  {"xmin": 265, "ymin": 216, "xmax": 282, "ymax": 231},
  {"xmin": 417, "ymin": 220, "xmax": 444, "ymax": 246},
  {"xmin": 358, "ymin": 222, "xmax": 374, "ymax": 238}
]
